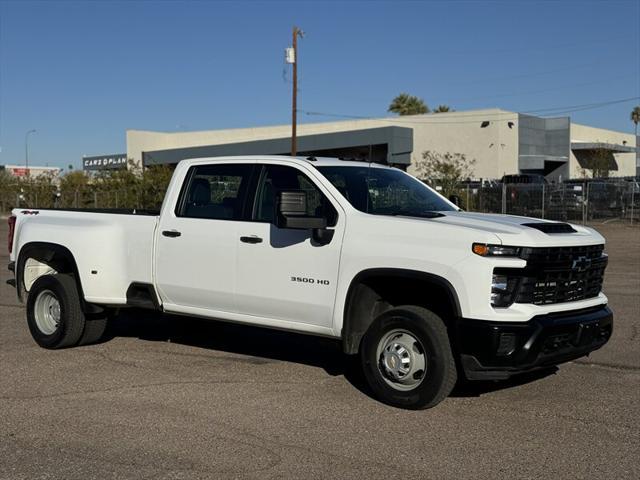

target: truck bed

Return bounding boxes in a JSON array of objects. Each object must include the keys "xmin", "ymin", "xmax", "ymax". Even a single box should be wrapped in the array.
[{"xmin": 11, "ymin": 208, "xmax": 158, "ymax": 305}]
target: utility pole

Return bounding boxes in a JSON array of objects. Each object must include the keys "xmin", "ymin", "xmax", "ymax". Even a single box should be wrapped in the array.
[
  {"xmin": 25, "ymin": 129, "xmax": 36, "ymax": 169},
  {"xmin": 287, "ymin": 26, "xmax": 304, "ymax": 156}
]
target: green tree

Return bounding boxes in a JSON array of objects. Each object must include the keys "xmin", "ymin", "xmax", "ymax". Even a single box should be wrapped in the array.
[
  {"xmin": 575, "ymin": 139, "xmax": 616, "ymax": 179},
  {"xmin": 388, "ymin": 93, "xmax": 429, "ymax": 115},
  {"xmin": 140, "ymin": 164, "xmax": 174, "ymax": 210},
  {"xmin": 59, "ymin": 171, "xmax": 88, "ymax": 190},
  {"xmin": 0, "ymin": 169, "xmax": 13, "ymax": 191},
  {"xmin": 586, "ymin": 147, "xmax": 614, "ymax": 179},
  {"xmin": 93, "ymin": 160, "xmax": 141, "ymax": 208},
  {"xmin": 59, "ymin": 171, "xmax": 90, "ymax": 207},
  {"xmin": 631, "ymin": 105, "xmax": 640, "ymax": 136},
  {"xmin": 90, "ymin": 160, "xmax": 173, "ymax": 209},
  {"xmin": 21, "ymin": 171, "xmax": 58, "ymax": 208},
  {"xmin": 0, "ymin": 170, "xmax": 17, "ymax": 213},
  {"xmin": 433, "ymin": 105, "xmax": 452, "ymax": 113},
  {"xmin": 414, "ymin": 150, "xmax": 476, "ymax": 198}
]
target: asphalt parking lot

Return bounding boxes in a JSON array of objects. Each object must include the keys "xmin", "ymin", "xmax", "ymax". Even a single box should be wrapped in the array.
[{"xmin": 0, "ymin": 220, "xmax": 638, "ymax": 479}]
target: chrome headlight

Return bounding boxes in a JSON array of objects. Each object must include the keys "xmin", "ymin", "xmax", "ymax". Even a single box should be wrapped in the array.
[{"xmin": 491, "ymin": 274, "xmax": 519, "ymax": 307}]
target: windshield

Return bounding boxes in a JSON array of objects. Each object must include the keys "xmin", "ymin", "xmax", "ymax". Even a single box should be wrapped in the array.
[{"xmin": 317, "ymin": 166, "xmax": 456, "ymax": 216}]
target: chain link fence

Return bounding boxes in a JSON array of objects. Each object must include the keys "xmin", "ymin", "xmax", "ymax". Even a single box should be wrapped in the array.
[
  {"xmin": 437, "ymin": 180, "xmax": 638, "ymax": 224},
  {"xmin": 1, "ymin": 187, "xmax": 167, "ymax": 214},
  {"xmin": 1, "ymin": 179, "xmax": 638, "ymax": 224}
]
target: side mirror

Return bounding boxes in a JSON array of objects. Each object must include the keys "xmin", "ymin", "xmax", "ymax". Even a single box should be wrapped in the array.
[
  {"xmin": 277, "ymin": 190, "xmax": 327, "ymax": 230},
  {"xmin": 448, "ymin": 194, "xmax": 461, "ymax": 207}
]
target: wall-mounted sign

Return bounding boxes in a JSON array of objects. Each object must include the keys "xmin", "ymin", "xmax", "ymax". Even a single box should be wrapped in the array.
[
  {"xmin": 1, "ymin": 165, "xmax": 61, "ymax": 177},
  {"xmin": 11, "ymin": 168, "xmax": 30, "ymax": 177},
  {"xmin": 82, "ymin": 154, "xmax": 128, "ymax": 171}
]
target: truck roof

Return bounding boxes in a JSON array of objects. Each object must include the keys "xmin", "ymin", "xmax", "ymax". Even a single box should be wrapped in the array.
[{"xmin": 180, "ymin": 155, "xmax": 393, "ymax": 169}]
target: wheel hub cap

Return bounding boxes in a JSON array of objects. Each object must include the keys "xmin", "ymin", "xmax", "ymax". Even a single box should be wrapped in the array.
[
  {"xmin": 376, "ymin": 329, "xmax": 427, "ymax": 391},
  {"xmin": 34, "ymin": 290, "xmax": 61, "ymax": 335},
  {"xmin": 382, "ymin": 343, "xmax": 412, "ymax": 380}
]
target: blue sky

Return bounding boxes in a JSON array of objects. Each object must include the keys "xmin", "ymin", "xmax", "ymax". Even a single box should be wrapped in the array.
[{"xmin": 1, "ymin": 0, "xmax": 639, "ymax": 169}]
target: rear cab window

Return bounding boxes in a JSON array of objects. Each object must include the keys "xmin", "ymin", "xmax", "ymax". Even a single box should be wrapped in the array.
[{"xmin": 176, "ymin": 163, "xmax": 255, "ymax": 220}]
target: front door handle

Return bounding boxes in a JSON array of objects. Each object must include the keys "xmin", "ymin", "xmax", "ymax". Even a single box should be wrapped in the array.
[
  {"xmin": 162, "ymin": 230, "xmax": 182, "ymax": 238},
  {"xmin": 240, "ymin": 236, "xmax": 263, "ymax": 244}
]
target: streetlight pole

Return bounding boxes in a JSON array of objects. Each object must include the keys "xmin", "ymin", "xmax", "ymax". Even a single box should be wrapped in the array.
[{"xmin": 25, "ymin": 129, "xmax": 36, "ymax": 169}]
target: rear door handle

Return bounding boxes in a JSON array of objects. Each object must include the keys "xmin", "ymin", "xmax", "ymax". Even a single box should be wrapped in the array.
[
  {"xmin": 240, "ymin": 236, "xmax": 263, "ymax": 244},
  {"xmin": 162, "ymin": 230, "xmax": 182, "ymax": 238}
]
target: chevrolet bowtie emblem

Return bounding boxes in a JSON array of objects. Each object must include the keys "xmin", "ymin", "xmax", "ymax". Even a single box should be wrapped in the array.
[{"xmin": 572, "ymin": 256, "xmax": 592, "ymax": 272}]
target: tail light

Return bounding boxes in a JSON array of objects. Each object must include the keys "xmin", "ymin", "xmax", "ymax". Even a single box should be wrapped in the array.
[{"xmin": 7, "ymin": 215, "xmax": 16, "ymax": 254}]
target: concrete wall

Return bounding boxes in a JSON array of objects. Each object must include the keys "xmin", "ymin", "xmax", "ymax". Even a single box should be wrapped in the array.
[
  {"xmin": 127, "ymin": 110, "xmax": 636, "ymax": 181},
  {"xmin": 404, "ymin": 109, "xmax": 519, "ymax": 180},
  {"xmin": 569, "ymin": 124, "xmax": 637, "ymax": 178},
  {"xmin": 128, "ymin": 109, "xmax": 520, "ymax": 181}
]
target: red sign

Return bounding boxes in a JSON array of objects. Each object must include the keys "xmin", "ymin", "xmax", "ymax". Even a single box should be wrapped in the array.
[{"xmin": 10, "ymin": 168, "xmax": 30, "ymax": 177}]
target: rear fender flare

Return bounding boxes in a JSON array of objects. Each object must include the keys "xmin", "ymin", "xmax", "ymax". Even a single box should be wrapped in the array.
[{"xmin": 16, "ymin": 242, "xmax": 95, "ymax": 313}]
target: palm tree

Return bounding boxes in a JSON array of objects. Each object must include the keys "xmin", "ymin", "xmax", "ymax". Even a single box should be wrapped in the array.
[
  {"xmin": 631, "ymin": 106, "xmax": 640, "ymax": 136},
  {"xmin": 388, "ymin": 93, "xmax": 429, "ymax": 115},
  {"xmin": 433, "ymin": 105, "xmax": 452, "ymax": 113}
]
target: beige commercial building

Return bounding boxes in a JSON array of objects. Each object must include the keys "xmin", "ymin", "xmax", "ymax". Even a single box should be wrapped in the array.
[{"xmin": 125, "ymin": 108, "xmax": 638, "ymax": 180}]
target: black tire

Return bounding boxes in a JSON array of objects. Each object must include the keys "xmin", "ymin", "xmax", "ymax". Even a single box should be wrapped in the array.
[
  {"xmin": 360, "ymin": 305, "xmax": 457, "ymax": 410},
  {"xmin": 78, "ymin": 316, "xmax": 109, "ymax": 346},
  {"xmin": 26, "ymin": 274, "xmax": 86, "ymax": 349}
]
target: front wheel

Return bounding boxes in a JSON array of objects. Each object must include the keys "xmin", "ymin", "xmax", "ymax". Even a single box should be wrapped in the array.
[{"xmin": 360, "ymin": 305, "xmax": 457, "ymax": 409}]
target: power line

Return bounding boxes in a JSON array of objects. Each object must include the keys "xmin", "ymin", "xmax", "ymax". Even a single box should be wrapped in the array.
[
  {"xmin": 415, "ymin": 32, "xmax": 636, "ymax": 56},
  {"xmin": 300, "ymin": 96, "xmax": 640, "ymax": 126},
  {"xmin": 448, "ymin": 61, "xmax": 607, "ymax": 86},
  {"xmin": 525, "ymin": 97, "xmax": 640, "ymax": 115},
  {"xmin": 449, "ymin": 73, "xmax": 636, "ymax": 103}
]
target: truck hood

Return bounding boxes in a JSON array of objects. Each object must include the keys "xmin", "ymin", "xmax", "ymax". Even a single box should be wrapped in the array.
[{"xmin": 430, "ymin": 211, "xmax": 604, "ymax": 247}]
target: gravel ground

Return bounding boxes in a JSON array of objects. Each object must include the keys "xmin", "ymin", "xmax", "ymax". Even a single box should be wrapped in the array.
[{"xmin": 0, "ymin": 220, "xmax": 638, "ymax": 479}]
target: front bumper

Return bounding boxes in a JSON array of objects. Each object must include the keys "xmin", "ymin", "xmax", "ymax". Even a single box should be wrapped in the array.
[{"xmin": 456, "ymin": 305, "xmax": 613, "ymax": 380}]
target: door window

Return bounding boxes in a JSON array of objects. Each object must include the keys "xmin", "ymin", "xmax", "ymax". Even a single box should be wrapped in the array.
[
  {"xmin": 253, "ymin": 164, "xmax": 337, "ymax": 225},
  {"xmin": 177, "ymin": 163, "xmax": 254, "ymax": 220}
]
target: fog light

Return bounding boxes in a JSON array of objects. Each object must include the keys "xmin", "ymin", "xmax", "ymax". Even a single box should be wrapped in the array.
[{"xmin": 491, "ymin": 274, "xmax": 518, "ymax": 307}]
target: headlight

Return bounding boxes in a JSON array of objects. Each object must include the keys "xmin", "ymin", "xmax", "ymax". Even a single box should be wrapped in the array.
[
  {"xmin": 491, "ymin": 274, "xmax": 519, "ymax": 307},
  {"xmin": 473, "ymin": 243, "xmax": 521, "ymax": 257}
]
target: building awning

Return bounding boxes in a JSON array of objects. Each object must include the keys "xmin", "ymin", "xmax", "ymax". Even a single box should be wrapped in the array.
[
  {"xmin": 142, "ymin": 126, "xmax": 414, "ymax": 167},
  {"xmin": 571, "ymin": 142, "xmax": 636, "ymax": 153}
]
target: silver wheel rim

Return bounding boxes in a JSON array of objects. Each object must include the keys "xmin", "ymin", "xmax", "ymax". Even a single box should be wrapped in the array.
[
  {"xmin": 376, "ymin": 328, "xmax": 427, "ymax": 391},
  {"xmin": 34, "ymin": 289, "xmax": 61, "ymax": 335}
]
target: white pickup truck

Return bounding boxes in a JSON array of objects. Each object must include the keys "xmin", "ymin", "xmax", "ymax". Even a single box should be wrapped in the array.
[{"xmin": 7, "ymin": 156, "xmax": 612, "ymax": 409}]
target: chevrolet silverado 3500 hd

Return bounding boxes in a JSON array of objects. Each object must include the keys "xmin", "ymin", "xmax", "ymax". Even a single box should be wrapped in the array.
[{"xmin": 7, "ymin": 156, "xmax": 612, "ymax": 409}]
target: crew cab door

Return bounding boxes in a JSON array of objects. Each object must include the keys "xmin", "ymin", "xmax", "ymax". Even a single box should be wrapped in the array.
[
  {"xmin": 235, "ymin": 162, "xmax": 344, "ymax": 328},
  {"xmin": 155, "ymin": 162, "xmax": 255, "ymax": 313}
]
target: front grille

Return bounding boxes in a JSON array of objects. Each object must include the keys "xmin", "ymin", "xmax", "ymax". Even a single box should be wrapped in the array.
[
  {"xmin": 520, "ymin": 244, "xmax": 605, "ymax": 266},
  {"xmin": 500, "ymin": 244, "xmax": 607, "ymax": 306}
]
